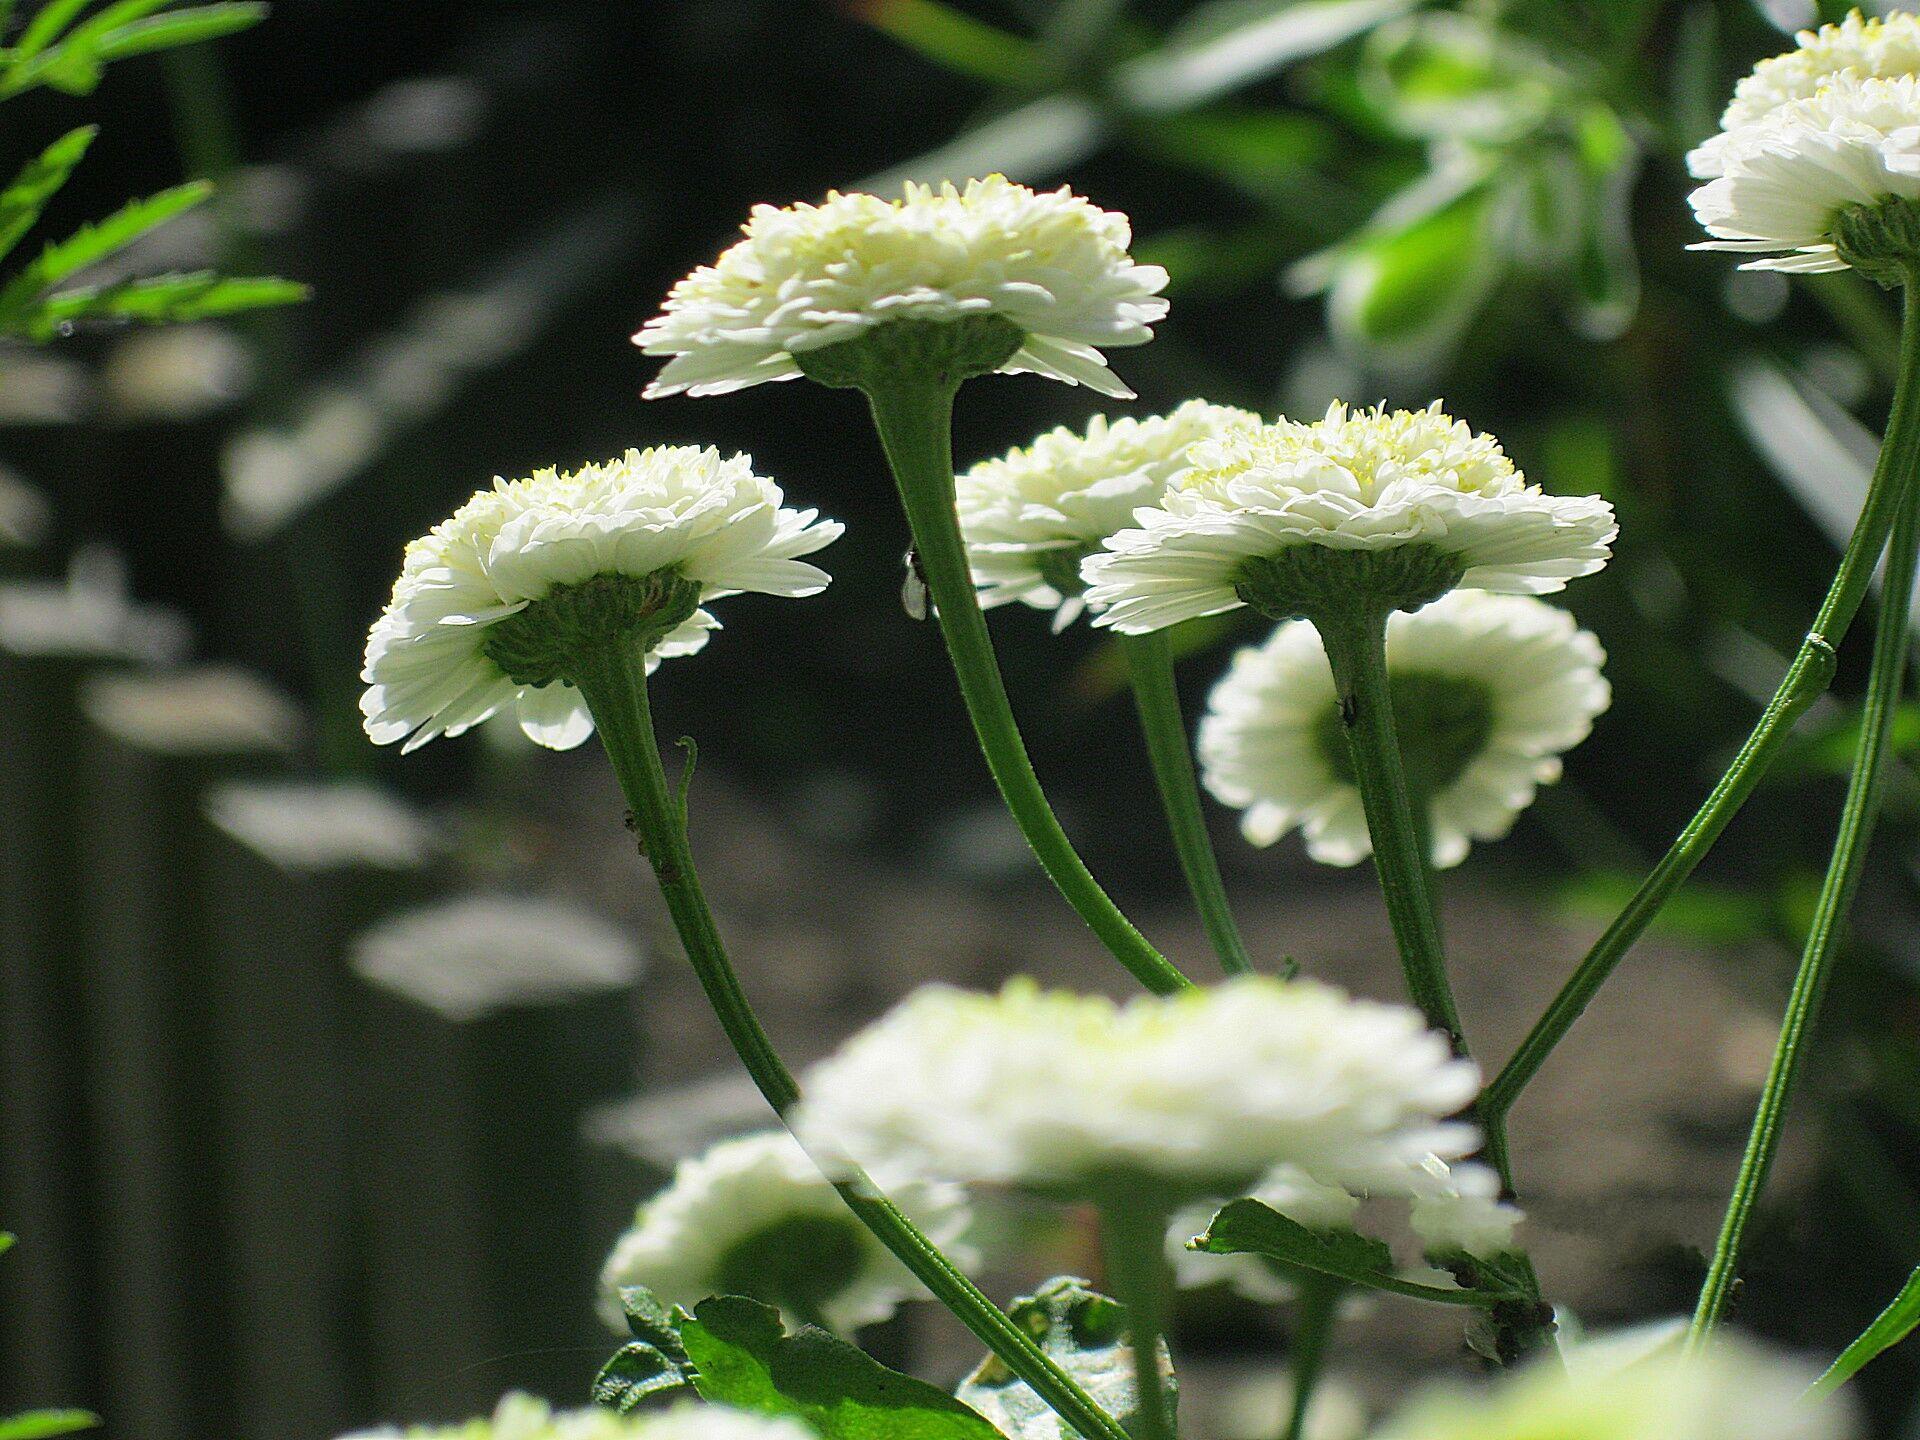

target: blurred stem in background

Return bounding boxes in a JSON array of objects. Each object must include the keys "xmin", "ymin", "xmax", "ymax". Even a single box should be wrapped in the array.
[
  {"xmin": 1282, "ymin": 1278, "xmax": 1341, "ymax": 1440},
  {"xmin": 572, "ymin": 639, "xmax": 1135, "ymax": 1440},
  {"xmin": 1094, "ymin": 1195, "xmax": 1176, "ymax": 1440},
  {"xmin": 1485, "ymin": 281, "xmax": 1920, "ymax": 1123},
  {"xmin": 1692, "ymin": 439, "xmax": 1920, "ymax": 1345},
  {"xmin": 1122, "ymin": 629, "xmax": 1256, "ymax": 976}
]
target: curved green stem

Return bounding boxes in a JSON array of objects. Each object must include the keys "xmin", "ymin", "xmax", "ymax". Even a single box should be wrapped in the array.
[
  {"xmin": 1097, "ymin": 1197, "xmax": 1177, "ymax": 1440},
  {"xmin": 1690, "ymin": 470, "xmax": 1920, "ymax": 1346},
  {"xmin": 1122, "ymin": 631, "xmax": 1255, "ymax": 976},
  {"xmin": 571, "ymin": 645, "xmax": 1133, "ymax": 1440},
  {"xmin": 863, "ymin": 377, "xmax": 1193, "ymax": 995},
  {"xmin": 1487, "ymin": 276, "xmax": 1920, "ymax": 1121},
  {"xmin": 1281, "ymin": 1280, "xmax": 1340, "ymax": 1440}
]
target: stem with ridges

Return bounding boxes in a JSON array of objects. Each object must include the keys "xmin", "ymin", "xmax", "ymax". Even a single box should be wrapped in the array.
[
  {"xmin": 571, "ymin": 643, "xmax": 1134, "ymax": 1440},
  {"xmin": 1486, "ymin": 274, "xmax": 1920, "ymax": 1122},
  {"xmin": 1123, "ymin": 630, "xmax": 1256, "ymax": 976},
  {"xmin": 1690, "ymin": 464, "xmax": 1920, "ymax": 1345}
]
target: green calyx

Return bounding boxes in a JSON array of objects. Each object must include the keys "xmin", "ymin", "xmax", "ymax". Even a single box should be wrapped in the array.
[
  {"xmin": 1036, "ymin": 542, "xmax": 1099, "ymax": 599},
  {"xmin": 1233, "ymin": 543, "xmax": 1464, "ymax": 625},
  {"xmin": 1834, "ymin": 196, "xmax": 1920, "ymax": 289},
  {"xmin": 794, "ymin": 314, "xmax": 1026, "ymax": 394},
  {"xmin": 1314, "ymin": 669, "xmax": 1496, "ymax": 804},
  {"xmin": 483, "ymin": 570, "xmax": 703, "ymax": 688},
  {"xmin": 712, "ymin": 1213, "xmax": 869, "ymax": 1325}
]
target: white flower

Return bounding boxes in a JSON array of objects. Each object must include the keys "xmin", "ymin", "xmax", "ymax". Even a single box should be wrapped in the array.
[
  {"xmin": 637, "ymin": 175, "xmax": 1169, "ymax": 400},
  {"xmin": 1167, "ymin": 1164, "xmax": 1361, "ymax": 1303},
  {"xmin": 1690, "ymin": 10, "xmax": 1920, "ymax": 177},
  {"xmin": 1407, "ymin": 1155, "xmax": 1522, "ymax": 1261},
  {"xmin": 361, "ymin": 446, "xmax": 841, "ymax": 753},
  {"xmin": 1369, "ymin": 1335, "xmax": 1857, "ymax": 1440},
  {"xmin": 342, "ymin": 1394, "xmax": 819, "ymax": 1440},
  {"xmin": 1197, "ymin": 591, "xmax": 1609, "ymax": 868},
  {"xmin": 1689, "ymin": 73, "xmax": 1920, "ymax": 272},
  {"xmin": 598, "ymin": 1131, "xmax": 973, "ymax": 1335},
  {"xmin": 958, "ymin": 400, "xmax": 1260, "ymax": 628},
  {"xmin": 792, "ymin": 976, "xmax": 1482, "ymax": 1203},
  {"xmin": 1081, "ymin": 402, "xmax": 1615, "ymax": 635}
]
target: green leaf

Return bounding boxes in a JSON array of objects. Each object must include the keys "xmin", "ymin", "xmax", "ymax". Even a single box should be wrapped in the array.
[
  {"xmin": 851, "ymin": 0, "xmax": 1042, "ymax": 87},
  {"xmin": 15, "ymin": 271, "xmax": 308, "ymax": 338},
  {"xmin": 957, "ymin": 1277, "xmax": 1168, "ymax": 1440},
  {"xmin": 0, "ymin": 0, "xmax": 263, "ymax": 96},
  {"xmin": 0, "ymin": 179, "xmax": 211, "ymax": 322},
  {"xmin": 591, "ymin": 1286, "xmax": 699, "ymax": 1413},
  {"xmin": 0, "ymin": 1412, "xmax": 101, "ymax": 1440},
  {"xmin": 93, "ymin": 2, "xmax": 276, "ymax": 63},
  {"xmin": 9, "ymin": 0, "xmax": 96, "ymax": 66},
  {"xmin": 1552, "ymin": 870, "xmax": 1773, "ymax": 945},
  {"xmin": 857, "ymin": 94, "xmax": 1104, "ymax": 191},
  {"xmin": 1192, "ymin": 1200, "xmax": 1517, "ymax": 1305},
  {"xmin": 679, "ymin": 1295, "xmax": 1003, "ymax": 1440},
  {"xmin": 0, "ymin": 125, "xmax": 94, "ymax": 267},
  {"xmin": 1326, "ymin": 179, "xmax": 1498, "ymax": 363},
  {"xmin": 1809, "ymin": 1265, "xmax": 1920, "ymax": 1396},
  {"xmin": 0, "ymin": 1233, "xmax": 13, "ymax": 1257}
]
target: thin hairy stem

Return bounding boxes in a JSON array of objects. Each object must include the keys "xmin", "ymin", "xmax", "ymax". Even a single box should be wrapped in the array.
[
  {"xmin": 1097, "ymin": 1197, "xmax": 1177, "ymax": 1440},
  {"xmin": 1487, "ymin": 276, "xmax": 1920, "ymax": 1121},
  {"xmin": 863, "ymin": 377, "xmax": 1193, "ymax": 995},
  {"xmin": 1690, "ymin": 471, "xmax": 1920, "ymax": 1344},
  {"xmin": 1123, "ymin": 630, "xmax": 1256, "ymax": 976},
  {"xmin": 572, "ymin": 645, "xmax": 1133, "ymax": 1440}
]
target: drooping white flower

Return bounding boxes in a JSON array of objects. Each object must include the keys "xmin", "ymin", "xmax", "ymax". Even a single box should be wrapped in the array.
[
  {"xmin": 1198, "ymin": 591, "xmax": 1609, "ymax": 868},
  {"xmin": 1407, "ymin": 1155, "xmax": 1522, "ymax": 1261},
  {"xmin": 1369, "ymin": 1334, "xmax": 1856, "ymax": 1440},
  {"xmin": 597, "ymin": 1131, "xmax": 973, "ymax": 1335},
  {"xmin": 792, "ymin": 976, "xmax": 1482, "ymax": 1203},
  {"xmin": 1167, "ymin": 1164, "xmax": 1361, "ymax": 1302},
  {"xmin": 361, "ymin": 446, "xmax": 841, "ymax": 753},
  {"xmin": 1689, "ymin": 73, "xmax": 1920, "ymax": 273},
  {"xmin": 1690, "ymin": 10, "xmax": 1920, "ymax": 178},
  {"xmin": 1081, "ymin": 402, "xmax": 1615, "ymax": 635},
  {"xmin": 341, "ymin": 1393, "xmax": 820, "ymax": 1440},
  {"xmin": 958, "ymin": 400, "xmax": 1260, "ymax": 629},
  {"xmin": 637, "ymin": 176, "xmax": 1169, "ymax": 400}
]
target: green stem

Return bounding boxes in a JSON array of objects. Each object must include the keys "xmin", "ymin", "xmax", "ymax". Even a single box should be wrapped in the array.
[
  {"xmin": 1486, "ymin": 276, "xmax": 1920, "ymax": 1122},
  {"xmin": 1122, "ymin": 631, "xmax": 1255, "ymax": 976},
  {"xmin": 1281, "ymin": 1281, "xmax": 1340, "ymax": 1440},
  {"xmin": 1097, "ymin": 1197, "xmax": 1177, "ymax": 1440},
  {"xmin": 1313, "ymin": 606, "xmax": 1462, "ymax": 1048},
  {"xmin": 863, "ymin": 377, "xmax": 1193, "ymax": 995},
  {"xmin": 1689, "ymin": 468, "xmax": 1920, "ymax": 1346},
  {"xmin": 572, "ymin": 645, "xmax": 1133, "ymax": 1440}
]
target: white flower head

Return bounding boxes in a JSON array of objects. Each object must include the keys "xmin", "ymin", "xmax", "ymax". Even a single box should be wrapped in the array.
[
  {"xmin": 1690, "ymin": 10, "xmax": 1920, "ymax": 177},
  {"xmin": 598, "ymin": 1131, "xmax": 973, "ymax": 1335},
  {"xmin": 361, "ymin": 446, "xmax": 841, "ymax": 753},
  {"xmin": 1407, "ymin": 1155, "xmax": 1522, "ymax": 1261},
  {"xmin": 341, "ymin": 1394, "xmax": 819, "ymax": 1440},
  {"xmin": 637, "ymin": 175, "xmax": 1169, "ymax": 400},
  {"xmin": 1167, "ymin": 1163, "xmax": 1361, "ymax": 1303},
  {"xmin": 958, "ymin": 400, "xmax": 1261, "ymax": 629},
  {"xmin": 1198, "ymin": 591, "xmax": 1609, "ymax": 868},
  {"xmin": 1689, "ymin": 72, "xmax": 1920, "ymax": 274},
  {"xmin": 1081, "ymin": 402, "xmax": 1615, "ymax": 635},
  {"xmin": 1369, "ymin": 1334, "xmax": 1857, "ymax": 1440},
  {"xmin": 792, "ymin": 976, "xmax": 1482, "ymax": 1204}
]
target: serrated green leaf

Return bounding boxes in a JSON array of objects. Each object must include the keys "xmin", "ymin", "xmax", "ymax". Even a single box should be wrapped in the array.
[
  {"xmin": 0, "ymin": 0, "xmax": 261, "ymax": 96},
  {"xmin": 0, "ymin": 125, "xmax": 94, "ymax": 267},
  {"xmin": 14, "ymin": 271, "xmax": 307, "ymax": 337},
  {"xmin": 0, "ymin": 1411, "xmax": 101, "ymax": 1440},
  {"xmin": 0, "ymin": 179, "xmax": 210, "ymax": 321},
  {"xmin": 679, "ymin": 1295, "xmax": 1003, "ymax": 1440},
  {"xmin": 1809, "ymin": 1265, "xmax": 1920, "ymax": 1396},
  {"xmin": 591, "ymin": 1286, "xmax": 698, "ymax": 1414},
  {"xmin": 1193, "ymin": 1200, "xmax": 1515, "ymax": 1305},
  {"xmin": 957, "ymin": 1277, "xmax": 1168, "ymax": 1440}
]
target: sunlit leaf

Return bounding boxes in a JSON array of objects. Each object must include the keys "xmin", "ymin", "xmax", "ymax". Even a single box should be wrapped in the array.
[
  {"xmin": 858, "ymin": 94, "xmax": 1104, "ymax": 190},
  {"xmin": 0, "ymin": 179, "xmax": 211, "ymax": 322},
  {"xmin": 0, "ymin": 126, "xmax": 96, "ymax": 267},
  {"xmin": 850, "ymin": 0, "xmax": 1042, "ymax": 87},
  {"xmin": 92, "ymin": 2, "xmax": 268, "ymax": 63},
  {"xmin": 17, "ymin": 272, "xmax": 309, "ymax": 338},
  {"xmin": 1809, "ymin": 1265, "xmax": 1920, "ymax": 1396},
  {"xmin": 1326, "ymin": 180, "xmax": 1497, "ymax": 365},
  {"xmin": 8, "ymin": 0, "xmax": 96, "ymax": 66},
  {"xmin": 0, "ymin": 1413, "xmax": 101, "ymax": 1440}
]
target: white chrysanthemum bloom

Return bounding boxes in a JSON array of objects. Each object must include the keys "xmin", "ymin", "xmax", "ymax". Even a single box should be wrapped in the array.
[
  {"xmin": 1167, "ymin": 1164, "xmax": 1360, "ymax": 1302},
  {"xmin": 637, "ymin": 175, "xmax": 1169, "ymax": 400},
  {"xmin": 1689, "ymin": 73, "xmax": 1920, "ymax": 273},
  {"xmin": 597, "ymin": 1131, "xmax": 973, "ymax": 1335},
  {"xmin": 341, "ymin": 1393, "xmax": 819, "ymax": 1440},
  {"xmin": 793, "ymin": 976, "xmax": 1482, "ymax": 1204},
  {"xmin": 1689, "ymin": 10, "xmax": 1920, "ymax": 178},
  {"xmin": 1198, "ymin": 591, "xmax": 1609, "ymax": 868},
  {"xmin": 958, "ymin": 401, "xmax": 1260, "ymax": 629},
  {"xmin": 1408, "ymin": 1155, "xmax": 1522, "ymax": 1261},
  {"xmin": 361, "ymin": 446, "xmax": 841, "ymax": 752},
  {"xmin": 1369, "ymin": 1335, "xmax": 1856, "ymax": 1440},
  {"xmin": 1081, "ymin": 403, "xmax": 1615, "ymax": 635}
]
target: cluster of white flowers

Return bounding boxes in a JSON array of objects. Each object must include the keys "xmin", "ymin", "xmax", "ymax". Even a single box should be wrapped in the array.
[
  {"xmin": 792, "ymin": 976, "xmax": 1481, "ymax": 1203},
  {"xmin": 636, "ymin": 175, "xmax": 1169, "ymax": 400},
  {"xmin": 361, "ymin": 446, "xmax": 840, "ymax": 752},
  {"xmin": 1688, "ymin": 12, "xmax": 1920, "ymax": 272},
  {"xmin": 957, "ymin": 401, "xmax": 1260, "ymax": 628},
  {"xmin": 1198, "ymin": 591, "xmax": 1609, "ymax": 868},
  {"xmin": 597, "ymin": 1131, "xmax": 972, "ymax": 1335},
  {"xmin": 1081, "ymin": 402, "xmax": 1615, "ymax": 635},
  {"xmin": 342, "ymin": 1394, "xmax": 818, "ymax": 1440}
]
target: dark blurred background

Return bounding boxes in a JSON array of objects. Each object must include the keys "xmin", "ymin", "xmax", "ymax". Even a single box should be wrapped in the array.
[{"xmin": 2, "ymin": 0, "xmax": 1919, "ymax": 1436}]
